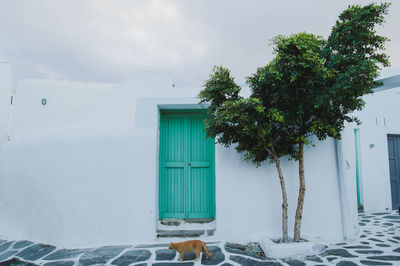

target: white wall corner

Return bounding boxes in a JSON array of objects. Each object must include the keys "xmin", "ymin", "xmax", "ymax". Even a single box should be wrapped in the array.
[{"xmin": 335, "ymin": 133, "xmax": 359, "ymax": 241}]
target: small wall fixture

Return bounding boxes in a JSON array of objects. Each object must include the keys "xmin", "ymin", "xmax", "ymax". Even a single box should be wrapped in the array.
[
  {"xmin": 370, "ymin": 144, "xmax": 375, "ymax": 148},
  {"xmin": 41, "ymin": 98, "xmax": 47, "ymax": 105}
]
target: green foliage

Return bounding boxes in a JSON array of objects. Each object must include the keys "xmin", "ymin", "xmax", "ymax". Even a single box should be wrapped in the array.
[
  {"xmin": 199, "ymin": 2, "xmax": 390, "ymax": 165},
  {"xmin": 249, "ymin": 32, "xmax": 336, "ymax": 145},
  {"xmin": 199, "ymin": 66, "xmax": 295, "ymax": 166},
  {"xmin": 250, "ymin": 2, "xmax": 390, "ymax": 144},
  {"xmin": 323, "ymin": 2, "xmax": 391, "ymax": 131},
  {"xmin": 199, "ymin": 66, "xmax": 241, "ymax": 113}
]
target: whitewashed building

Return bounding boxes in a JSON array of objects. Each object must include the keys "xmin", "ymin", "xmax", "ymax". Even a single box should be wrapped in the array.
[
  {"xmin": 0, "ymin": 62, "xmax": 361, "ymax": 248},
  {"xmin": 342, "ymin": 67, "xmax": 400, "ymax": 213}
]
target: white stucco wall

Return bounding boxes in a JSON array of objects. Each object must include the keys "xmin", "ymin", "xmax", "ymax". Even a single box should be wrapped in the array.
[
  {"xmin": 0, "ymin": 62, "xmax": 12, "ymax": 143},
  {"xmin": 344, "ymin": 82, "xmax": 400, "ymax": 211},
  {"xmin": 0, "ymin": 72, "xmax": 353, "ymax": 247},
  {"xmin": 11, "ymin": 78, "xmax": 114, "ymax": 140}
]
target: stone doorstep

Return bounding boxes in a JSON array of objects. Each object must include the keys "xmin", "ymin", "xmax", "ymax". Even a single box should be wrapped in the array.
[
  {"xmin": 157, "ymin": 219, "xmax": 216, "ymax": 231},
  {"xmin": 156, "ymin": 229, "xmax": 215, "ymax": 238},
  {"xmin": 157, "ymin": 219, "xmax": 216, "ymax": 238},
  {"xmin": 161, "ymin": 218, "xmax": 214, "ymax": 226}
]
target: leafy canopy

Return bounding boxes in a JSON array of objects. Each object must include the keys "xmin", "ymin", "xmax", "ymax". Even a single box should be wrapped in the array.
[
  {"xmin": 199, "ymin": 66, "xmax": 295, "ymax": 165},
  {"xmin": 322, "ymin": 2, "xmax": 391, "ymax": 132},
  {"xmin": 250, "ymin": 2, "xmax": 390, "ymax": 144},
  {"xmin": 199, "ymin": 2, "xmax": 390, "ymax": 164},
  {"xmin": 249, "ymin": 32, "xmax": 335, "ymax": 144}
]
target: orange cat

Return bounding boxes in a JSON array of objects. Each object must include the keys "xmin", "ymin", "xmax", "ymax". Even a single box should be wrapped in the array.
[{"xmin": 169, "ymin": 240, "xmax": 213, "ymax": 261}]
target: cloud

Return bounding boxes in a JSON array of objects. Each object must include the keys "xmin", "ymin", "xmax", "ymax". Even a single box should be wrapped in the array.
[{"xmin": 0, "ymin": 0, "xmax": 398, "ymax": 87}]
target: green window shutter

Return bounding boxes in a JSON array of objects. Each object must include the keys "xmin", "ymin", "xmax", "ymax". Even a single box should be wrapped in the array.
[{"xmin": 159, "ymin": 110, "xmax": 215, "ymax": 220}]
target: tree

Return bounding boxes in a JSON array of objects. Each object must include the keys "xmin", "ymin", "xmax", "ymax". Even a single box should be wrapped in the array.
[
  {"xmin": 251, "ymin": 3, "xmax": 390, "ymax": 242},
  {"xmin": 200, "ymin": 2, "xmax": 390, "ymax": 243},
  {"xmin": 297, "ymin": 2, "xmax": 390, "ymax": 242},
  {"xmin": 249, "ymin": 32, "xmax": 334, "ymax": 242},
  {"xmin": 199, "ymin": 66, "xmax": 296, "ymax": 242}
]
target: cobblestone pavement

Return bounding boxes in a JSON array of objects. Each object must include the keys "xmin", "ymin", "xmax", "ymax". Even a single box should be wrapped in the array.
[{"xmin": 0, "ymin": 210, "xmax": 399, "ymax": 265}]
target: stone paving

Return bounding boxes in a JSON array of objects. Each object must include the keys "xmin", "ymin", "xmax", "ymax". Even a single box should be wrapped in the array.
[{"xmin": 0, "ymin": 210, "xmax": 399, "ymax": 265}]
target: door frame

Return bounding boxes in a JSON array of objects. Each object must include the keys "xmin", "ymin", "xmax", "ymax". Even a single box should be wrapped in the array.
[
  {"xmin": 354, "ymin": 128, "xmax": 364, "ymax": 211},
  {"xmin": 157, "ymin": 109, "xmax": 216, "ymax": 220}
]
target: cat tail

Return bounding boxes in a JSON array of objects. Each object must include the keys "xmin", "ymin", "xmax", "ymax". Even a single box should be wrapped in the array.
[{"xmin": 202, "ymin": 242, "xmax": 213, "ymax": 258}]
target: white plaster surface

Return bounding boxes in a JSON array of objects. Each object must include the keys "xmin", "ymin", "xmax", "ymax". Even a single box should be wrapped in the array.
[
  {"xmin": 335, "ymin": 131, "xmax": 360, "ymax": 240},
  {"xmin": 342, "ymin": 79, "xmax": 400, "ymax": 212},
  {"xmin": 0, "ymin": 63, "xmax": 12, "ymax": 144},
  {"xmin": 0, "ymin": 71, "xmax": 352, "ymax": 247},
  {"xmin": 10, "ymin": 78, "xmax": 114, "ymax": 140}
]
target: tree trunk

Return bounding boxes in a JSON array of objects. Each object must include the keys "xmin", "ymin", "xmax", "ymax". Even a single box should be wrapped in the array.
[
  {"xmin": 273, "ymin": 157, "xmax": 289, "ymax": 243},
  {"xmin": 294, "ymin": 142, "xmax": 306, "ymax": 242}
]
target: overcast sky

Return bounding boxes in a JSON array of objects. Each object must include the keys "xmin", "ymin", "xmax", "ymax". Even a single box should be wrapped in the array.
[{"xmin": 0, "ymin": 0, "xmax": 398, "ymax": 87}]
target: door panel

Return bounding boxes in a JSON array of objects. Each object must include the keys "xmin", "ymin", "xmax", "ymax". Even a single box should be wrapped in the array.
[
  {"xmin": 159, "ymin": 110, "xmax": 215, "ymax": 219},
  {"xmin": 165, "ymin": 116, "xmax": 185, "ymax": 162},
  {"xmin": 159, "ymin": 114, "xmax": 186, "ymax": 218},
  {"xmin": 189, "ymin": 167, "xmax": 212, "ymax": 218},
  {"xmin": 388, "ymin": 135, "xmax": 400, "ymax": 209},
  {"xmin": 190, "ymin": 115, "xmax": 209, "ymax": 161},
  {"xmin": 163, "ymin": 168, "xmax": 185, "ymax": 218},
  {"xmin": 188, "ymin": 115, "xmax": 214, "ymax": 218}
]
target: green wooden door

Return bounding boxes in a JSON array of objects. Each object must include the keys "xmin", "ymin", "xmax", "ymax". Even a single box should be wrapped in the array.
[{"xmin": 159, "ymin": 110, "xmax": 215, "ymax": 220}]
